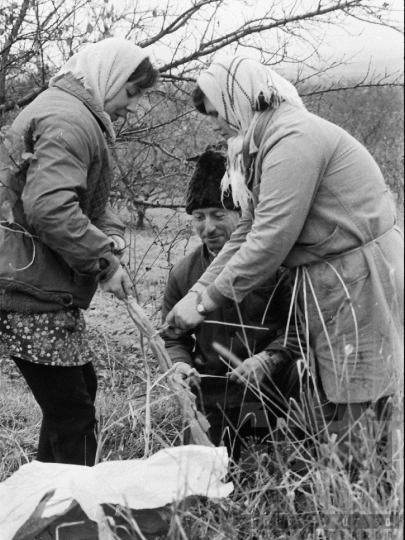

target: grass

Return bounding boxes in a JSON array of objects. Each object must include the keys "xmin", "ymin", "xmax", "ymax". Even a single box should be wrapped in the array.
[{"xmin": 0, "ymin": 206, "xmax": 403, "ymax": 539}]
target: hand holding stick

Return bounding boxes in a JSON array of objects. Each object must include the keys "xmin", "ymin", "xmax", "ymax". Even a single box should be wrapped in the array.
[{"xmin": 125, "ymin": 297, "xmax": 212, "ymax": 447}]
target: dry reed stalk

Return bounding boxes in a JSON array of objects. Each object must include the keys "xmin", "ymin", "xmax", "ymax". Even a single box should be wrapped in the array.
[{"xmin": 125, "ymin": 298, "xmax": 213, "ymax": 447}]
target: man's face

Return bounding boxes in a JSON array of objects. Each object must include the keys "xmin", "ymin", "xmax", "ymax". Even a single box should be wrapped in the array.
[{"xmin": 192, "ymin": 207, "xmax": 240, "ymax": 254}]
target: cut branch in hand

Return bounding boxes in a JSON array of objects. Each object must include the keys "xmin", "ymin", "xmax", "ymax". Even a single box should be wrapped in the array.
[{"xmin": 125, "ymin": 298, "xmax": 213, "ymax": 447}]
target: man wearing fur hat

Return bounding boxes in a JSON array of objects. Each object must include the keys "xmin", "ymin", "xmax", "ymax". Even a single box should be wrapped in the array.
[{"xmin": 162, "ymin": 149, "xmax": 304, "ymax": 462}]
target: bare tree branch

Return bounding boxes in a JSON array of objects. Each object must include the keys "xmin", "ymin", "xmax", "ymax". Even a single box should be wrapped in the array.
[
  {"xmin": 159, "ymin": 0, "xmax": 366, "ymax": 73},
  {"xmin": 0, "ymin": 84, "xmax": 49, "ymax": 114},
  {"xmin": 128, "ymin": 198, "xmax": 184, "ymax": 209},
  {"xmin": 138, "ymin": 0, "xmax": 221, "ymax": 48},
  {"xmin": 302, "ymin": 79, "xmax": 404, "ymax": 97},
  {"xmin": 0, "ymin": 0, "xmax": 31, "ymax": 102}
]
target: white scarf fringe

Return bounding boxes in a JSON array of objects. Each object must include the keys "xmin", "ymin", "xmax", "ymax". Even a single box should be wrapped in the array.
[{"xmin": 221, "ymin": 134, "xmax": 252, "ymax": 212}]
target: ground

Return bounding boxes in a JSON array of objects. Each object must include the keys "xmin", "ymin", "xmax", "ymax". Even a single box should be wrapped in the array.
[
  {"xmin": 0, "ymin": 204, "xmax": 403, "ymax": 539},
  {"xmin": 86, "ymin": 207, "xmax": 200, "ymax": 388}
]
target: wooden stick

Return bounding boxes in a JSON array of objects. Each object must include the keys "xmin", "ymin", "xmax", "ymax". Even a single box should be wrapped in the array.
[{"xmin": 125, "ymin": 298, "xmax": 213, "ymax": 447}]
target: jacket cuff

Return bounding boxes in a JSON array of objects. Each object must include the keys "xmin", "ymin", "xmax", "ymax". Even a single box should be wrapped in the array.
[
  {"xmin": 254, "ymin": 350, "xmax": 290, "ymax": 376},
  {"xmin": 265, "ymin": 343, "xmax": 294, "ymax": 361},
  {"xmin": 98, "ymin": 255, "xmax": 120, "ymax": 282},
  {"xmin": 167, "ymin": 352, "xmax": 193, "ymax": 366},
  {"xmin": 102, "ymin": 228, "xmax": 125, "ymax": 238}
]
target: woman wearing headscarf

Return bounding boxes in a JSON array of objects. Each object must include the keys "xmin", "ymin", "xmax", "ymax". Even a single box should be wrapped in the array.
[
  {"xmin": 0, "ymin": 38, "xmax": 159, "ymax": 465},
  {"xmin": 166, "ymin": 56, "xmax": 403, "ymax": 470}
]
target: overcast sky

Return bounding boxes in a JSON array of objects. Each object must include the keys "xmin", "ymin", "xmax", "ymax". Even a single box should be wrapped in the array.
[
  {"xmin": 313, "ymin": 0, "xmax": 404, "ymax": 75},
  {"xmin": 112, "ymin": 0, "xmax": 404, "ymax": 79},
  {"xmin": 215, "ymin": 0, "xmax": 404, "ymax": 78}
]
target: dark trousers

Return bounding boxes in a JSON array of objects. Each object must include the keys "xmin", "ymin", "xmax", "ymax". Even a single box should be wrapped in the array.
[
  {"xmin": 12, "ymin": 357, "xmax": 98, "ymax": 466},
  {"xmin": 203, "ymin": 359, "xmax": 304, "ymax": 463}
]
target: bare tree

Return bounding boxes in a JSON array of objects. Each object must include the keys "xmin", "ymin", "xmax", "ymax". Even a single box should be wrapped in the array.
[
  {"xmin": 0, "ymin": 0, "xmax": 403, "ymax": 225},
  {"xmin": 1, "ymin": 1, "xmax": 403, "ymax": 105}
]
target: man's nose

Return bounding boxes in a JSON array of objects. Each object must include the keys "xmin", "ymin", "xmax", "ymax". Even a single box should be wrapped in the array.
[{"xmin": 204, "ymin": 218, "xmax": 216, "ymax": 234}]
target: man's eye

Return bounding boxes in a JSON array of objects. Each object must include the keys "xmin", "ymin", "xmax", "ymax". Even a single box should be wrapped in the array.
[{"xmin": 214, "ymin": 213, "xmax": 225, "ymax": 219}]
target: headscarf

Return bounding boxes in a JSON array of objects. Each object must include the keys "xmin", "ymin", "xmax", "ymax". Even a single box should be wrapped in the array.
[
  {"xmin": 49, "ymin": 38, "xmax": 149, "ymax": 140},
  {"xmin": 197, "ymin": 55, "xmax": 304, "ymax": 210}
]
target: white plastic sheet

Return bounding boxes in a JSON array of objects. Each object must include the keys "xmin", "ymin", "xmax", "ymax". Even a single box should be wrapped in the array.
[{"xmin": 0, "ymin": 445, "xmax": 233, "ymax": 540}]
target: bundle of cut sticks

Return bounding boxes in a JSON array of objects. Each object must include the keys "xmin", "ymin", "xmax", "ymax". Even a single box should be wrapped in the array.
[{"xmin": 125, "ymin": 297, "xmax": 213, "ymax": 447}]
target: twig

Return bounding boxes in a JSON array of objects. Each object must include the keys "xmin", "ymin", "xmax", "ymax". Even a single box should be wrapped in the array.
[{"xmin": 125, "ymin": 298, "xmax": 213, "ymax": 446}]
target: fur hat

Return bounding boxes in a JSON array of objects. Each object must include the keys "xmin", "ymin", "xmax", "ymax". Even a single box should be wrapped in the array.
[{"xmin": 185, "ymin": 150, "xmax": 240, "ymax": 215}]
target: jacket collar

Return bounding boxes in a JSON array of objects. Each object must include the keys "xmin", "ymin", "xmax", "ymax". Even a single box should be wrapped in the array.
[
  {"xmin": 51, "ymin": 73, "xmax": 115, "ymax": 140},
  {"xmin": 200, "ymin": 243, "xmax": 217, "ymax": 268}
]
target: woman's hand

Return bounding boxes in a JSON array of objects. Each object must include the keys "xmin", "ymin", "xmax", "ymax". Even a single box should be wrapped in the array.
[
  {"xmin": 165, "ymin": 288, "xmax": 220, "ymax": 337},
  {"xmin": 100, "ymin": 265, "xmax": 133, "ymax": 300},
  {"xmin": 165, "ymin": 291, "xmax": 206, "ymax": 336},
  {"xmin": 227, "ymin": 356, "xmax": 267, "ymax": 387}
]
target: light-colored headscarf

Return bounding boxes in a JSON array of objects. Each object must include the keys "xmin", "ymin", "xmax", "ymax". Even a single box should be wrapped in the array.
[
  {"xmin": 197, "ymin": 55, "xmax": 304, "ymax": 209},
  {"xmin": 50, "ymin": 38, "xmax": 149, "ymax": 140}
]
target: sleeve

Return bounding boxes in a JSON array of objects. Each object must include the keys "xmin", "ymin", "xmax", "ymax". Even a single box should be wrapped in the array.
[
  {"xmin": 162, "ymin": 268, "xmax": 195, "ymax": 366},
  {"xmin": 252, "ymin": 350, "xmax": 290, "ymax": 377},
  {"xmin": 21, "ymin": 116, "xmax": 120, "ymax": 278},
  {"xmin": 204, "ymin": 122, "xmax": 325, "ymax": 306},
  {"xmin": 91, "ymin": 203, "xmax": 126, "ymax": 239}
]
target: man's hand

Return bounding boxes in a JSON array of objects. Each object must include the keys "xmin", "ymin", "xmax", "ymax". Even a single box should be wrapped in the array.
[
  {"xmin": 173, "ymin": 362, "xmax": 201, "ymax": 386},
  {"xmin": 100, "ymin": 265, "xmax": 133, "ymax": 301},
  {"xmin": 165, "ymin": 291, "xmax": 206, "ymax": 336},
  {"xmin": 227, "ymin": 356, "xmax": 267, "ymax": 387}
]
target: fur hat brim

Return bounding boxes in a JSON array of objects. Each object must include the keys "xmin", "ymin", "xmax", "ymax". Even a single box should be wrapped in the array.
[{"xmin": 185, "ymin": 150, "xmax": 240, "ymax": 214}]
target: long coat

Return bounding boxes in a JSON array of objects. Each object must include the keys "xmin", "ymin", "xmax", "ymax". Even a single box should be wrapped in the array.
[
  {"xmin": 0, "ymin": 74, "xmax": 125, "ymax": 311},
  {"xmin": 199, "ymin": 103, "xmax": 404, "ymax": 403}
]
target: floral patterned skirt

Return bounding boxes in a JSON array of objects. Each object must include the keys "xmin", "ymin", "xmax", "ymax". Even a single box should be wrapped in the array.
[{"xmin": 0, "ymin": 309, "xmax": 95, "ymax": 366}]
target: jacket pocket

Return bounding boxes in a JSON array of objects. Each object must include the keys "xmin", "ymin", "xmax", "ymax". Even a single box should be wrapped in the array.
[
  {"xmin": 302, "ymin": 226, "xmax": 342, "ymax": 258},
  {"xmin": 313, "ymin": 248, "xmax": 370, "ymax": 291},
  {"xmin": 304, "ymin": 248, "xmax": 370, "ymax": 327},
  {"xmin": 0, "ymin": 227, "xmax": 95, "ymax": 307},
  {"xmin": 286, "ymin": 225, "xmax": 360, "ymax": 267}
]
